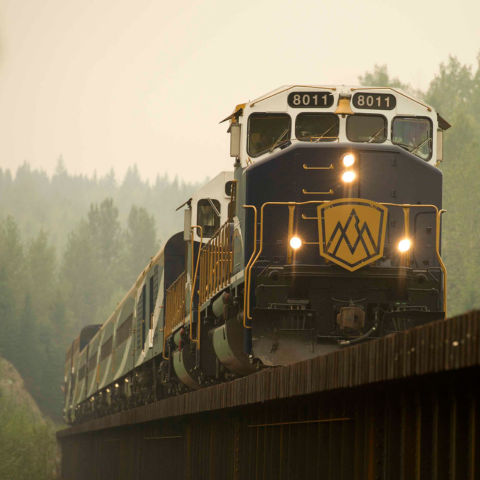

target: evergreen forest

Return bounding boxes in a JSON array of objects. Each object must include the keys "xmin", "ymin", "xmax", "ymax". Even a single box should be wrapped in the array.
[
  {"xmin": 0, "ymin": 55, "xmax": 479, "ymax": 433},
  {"xmin": 0, "ymin": 167, "xmax": 204, "ymax": 421}
]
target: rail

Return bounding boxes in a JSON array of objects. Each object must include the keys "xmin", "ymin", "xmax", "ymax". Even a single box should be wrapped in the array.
[
  {"xmin": 189, "ymin": 226, "xmax": 203, "ymax": 348},
  {"xmin": 243, "ymin": 201, "xmax": 447, "ymax": 328},
  {"xmin": 163, "ymin": 222, "xmax": 234, "ymax": 352},
  {"xmin": 164, "ymin": 271, "xmax": 187, "ymax": 347},
  {"xmin": 198, "ymin": 221, "xmax": 233, "ymax": 306}
]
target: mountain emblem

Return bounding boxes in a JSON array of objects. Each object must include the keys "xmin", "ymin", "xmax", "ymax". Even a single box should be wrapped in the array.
[{"xmin": 317, "ymin": 199, "xmax": 388, "ymax": 272}]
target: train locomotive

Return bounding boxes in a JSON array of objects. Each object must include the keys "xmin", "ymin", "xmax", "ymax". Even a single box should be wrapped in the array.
[{"xmin": 64, "ymin": 85, "xmax": 451, "ymax": 424}]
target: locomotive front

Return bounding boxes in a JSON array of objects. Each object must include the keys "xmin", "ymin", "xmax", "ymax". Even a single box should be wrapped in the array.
[{"xmin": 229, "ymin": 86, "xmax": 450, "ymax": 366}]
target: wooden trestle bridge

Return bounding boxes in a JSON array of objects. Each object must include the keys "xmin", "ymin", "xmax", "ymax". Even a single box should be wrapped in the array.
[{"xmin": 58, "ymin": 311, "xmax": 480, "ymax": 480}]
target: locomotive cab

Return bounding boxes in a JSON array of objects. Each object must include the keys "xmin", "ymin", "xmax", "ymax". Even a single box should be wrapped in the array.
[
  {"xmin": 223, "ymin": 86, "xmax": 450, "ymax": 366},
  {"xmin": 227, "ymin": 86, "xmax": 446, "ymax": 167}
]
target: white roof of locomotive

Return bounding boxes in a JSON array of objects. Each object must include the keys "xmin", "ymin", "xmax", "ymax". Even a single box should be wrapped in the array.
[{"xmin": 244, "ymin": 85, "xmax": 436, "ymax": 117}]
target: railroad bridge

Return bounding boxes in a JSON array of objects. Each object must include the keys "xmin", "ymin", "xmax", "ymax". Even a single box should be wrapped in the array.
[{"xmin": 58, "ymin": 311, "xmax": 480, "ymax": 480}]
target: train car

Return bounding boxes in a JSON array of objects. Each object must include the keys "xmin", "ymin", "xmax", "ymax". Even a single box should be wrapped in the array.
[
  {"xmin": 63, "ymin": 325, "xmax": 100, "ymax": 423},
  {"xmin": 64, "ymin": 85, "xmax": 450, "ymax": 423}
]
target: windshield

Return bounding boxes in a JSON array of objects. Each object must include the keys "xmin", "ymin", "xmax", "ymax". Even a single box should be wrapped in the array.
[
  {"xmin": 295, "ymin": 114, "xmax": 339, "ymax": 142},
  {"xmin": 248, "ymin": 113, "xmax": 291, "ymax": 157},
  {"xmin": 347, "ymin": 115, "xmax": 387, "ymax": 143},
  {"xmin": 392, "ymin": 117, "xmax": 432, "ymax": 160}
]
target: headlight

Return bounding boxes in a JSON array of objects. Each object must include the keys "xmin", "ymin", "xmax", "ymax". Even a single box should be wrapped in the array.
[
  {"xmin": 398, "ymin": 239, "xmax": 411, "ymax": 252},
  {"xmin": 290, "ymin": 236, "xmax": 302, "ymax": 249},
  {"xmin": 342, "ymin": 171, "xmax": 356, "ymax": 183},
  {"xmin": 343, "ymin": 154, "xmax": 355, "ymax": 167}
]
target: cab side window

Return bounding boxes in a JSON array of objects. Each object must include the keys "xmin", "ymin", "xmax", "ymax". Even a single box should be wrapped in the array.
[
  {"xmin": 225, "ymin": 181, "xmax": 234, "ymax": 196},
  {"xmin": 197, "ymin": 199, "xmax": 221, "ymax": 237}
]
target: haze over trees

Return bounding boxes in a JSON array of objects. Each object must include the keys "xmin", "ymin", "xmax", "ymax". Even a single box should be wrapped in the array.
[
  {"xmin": 0, "ymin": 55, "xmax": 478, "ymax": 428},
  {"xmin": 0, "ymin": 171, "xmax": 203, "ymax": 421}
]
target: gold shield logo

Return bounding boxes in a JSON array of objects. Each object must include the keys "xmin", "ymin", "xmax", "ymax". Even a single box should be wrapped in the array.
[{"xmin": 317, "ymin": 199, "xmax": 388, "ymax": 272}]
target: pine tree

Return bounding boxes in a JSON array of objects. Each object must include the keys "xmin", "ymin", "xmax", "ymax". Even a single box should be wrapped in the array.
[
  {"xmin": 88, "ymin": 198, "xmax": 122, "ymax": 279},
  {"xmin": 61, "ymin": 219, "xmax": 99, "ymax": 330},
  {"xmin": 0, "ymin": 217, "xmax": 26, "ymax": 308},
  {"xmin": 87, "ymin": 198, "xmax": 124, "ymax": 322},
  {"xmin": 124, "ymin": 205, "xmax": 160, "ymax": 288},
  {"xmin": 61, "ymin": 198, "xmax": 125, "ymax": 328},
  {"xmin": 0, "ymin": 217, "xmax": 25, "ymax": 364},
  {"xmin": 51, "ymin": 292, "xmax": 72, "ymax": 347},
  {"xmin": 26, "ymin": 229, "xmax": 57, "ymax": 327}
]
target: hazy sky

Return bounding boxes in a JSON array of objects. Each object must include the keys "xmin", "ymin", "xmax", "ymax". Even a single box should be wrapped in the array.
[{"xmin": 0, "ymin": 0, "xmax": 479, "ymax": 183}]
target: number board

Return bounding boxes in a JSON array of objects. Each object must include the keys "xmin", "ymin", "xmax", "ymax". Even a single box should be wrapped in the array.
[
  {"xmin": 352, "ymin": 93, "xmax": 396, "ymax": 110},
  {"xmin": 287, "ymin": 92, "xmax": 334, "ymax": 108}
]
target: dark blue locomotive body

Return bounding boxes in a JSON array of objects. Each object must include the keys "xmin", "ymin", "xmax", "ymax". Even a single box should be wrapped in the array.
[{"xmin": 241, "ymin": 142, "xmax": 444, "ymax": 364}]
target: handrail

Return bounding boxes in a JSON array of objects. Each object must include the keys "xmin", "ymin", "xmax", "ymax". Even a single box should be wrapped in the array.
[
  {"xmin": 243, "ymin": 200, "xmax": 447, "ymax": 327},
  {"xmin": 198, "ymin": 220, "xmax": 233, "ymax": 306},
  {"xmin": 162, "ymin": 220, "xmax": 234, "ymax": 355},
  {"xmin": 164, "ymin": 271, "xmax": 187, "ymax": 341},
  {"xmin": 190, "ymin": 226, "xmax": 203, "ymax": 348},
  {"xmin": 303, "ymin": 164, "xmax": 334, "ymax": 170},
  {"xmin": 162, "ymin": 329, "xmax": 168, "ymax": 360},
  {"xmin": 436, "ymin": 210, "xmax": 447, "ymax": 313},
  {"xmin": 242, "ymin": 206, "xmax": 257, "ymax": 328}
]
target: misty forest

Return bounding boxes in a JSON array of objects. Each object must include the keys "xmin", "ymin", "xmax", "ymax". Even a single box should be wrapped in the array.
[{"xmin": 1, "ymin": 56, "xmax": 480, "ymax": 478}]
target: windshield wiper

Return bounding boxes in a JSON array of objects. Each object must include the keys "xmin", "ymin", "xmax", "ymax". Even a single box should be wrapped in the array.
[
  {"xmin": 368, "ymin": 127, "xmax": 385, "ymax": 143},
  {"xmin": 313, "ymin": 124, "xmax": 336, "ymax": 143},
  {"xmin": 269, "ymin": 129, "xmax": 290, "ymax": 153},
  {"xmin": 394, "ymin": 138, "xmax": 431, "ymax": 155},
  {"xmin": 394, "ymin": 141, "xmax": 413, "ymax": 151},
  {"xmin": 411, "ymin": 137, "xmax": 431, "ymax": 155},
  {"xmin": 207, "ymin": 197, "xmax": 221, "ymax": 217}
]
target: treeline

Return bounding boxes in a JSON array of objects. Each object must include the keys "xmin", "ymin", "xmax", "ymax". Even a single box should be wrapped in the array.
[
  {"xmin": 0, "ymin": 161, "xmax": 206, "ymax": 255},
  {"xmin": 0, "ymin": 170, "xmax": 202, "ymax": 420},
  {"xmin": 360, "ymin": 57, "xmax": 480, "ymax": 316}
]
